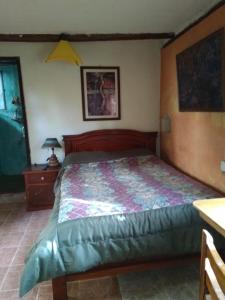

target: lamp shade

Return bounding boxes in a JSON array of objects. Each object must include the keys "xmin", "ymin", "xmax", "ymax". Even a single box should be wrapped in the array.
[
  {"xmin": 42, "ymin": 138, "xmax": 61, "ymax": 148},
  {"xmin": 45, "ymin": 40, "xmax": 82, "ymax": 65}
]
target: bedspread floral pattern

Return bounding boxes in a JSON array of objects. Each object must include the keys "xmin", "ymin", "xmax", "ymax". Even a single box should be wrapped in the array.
[{"xmin": 58, "ymin": 155, "xmax": 219, "ymax": 223}]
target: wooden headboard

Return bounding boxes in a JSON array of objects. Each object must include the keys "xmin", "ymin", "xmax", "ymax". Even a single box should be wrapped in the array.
[{"xmin": 63, "ymin": 129, "xmax": 157, "ymax": 156}]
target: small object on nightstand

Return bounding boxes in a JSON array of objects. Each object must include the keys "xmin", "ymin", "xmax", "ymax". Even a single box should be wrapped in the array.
[{"xmin": 42, "ymin": 138, "xmax": 61, "ymax": 168}]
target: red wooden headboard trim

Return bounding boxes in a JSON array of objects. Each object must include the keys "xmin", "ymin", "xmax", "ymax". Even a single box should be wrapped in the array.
[{"xmin": 63, "ymin": 129, "xmax": 157, "ymax": 156}]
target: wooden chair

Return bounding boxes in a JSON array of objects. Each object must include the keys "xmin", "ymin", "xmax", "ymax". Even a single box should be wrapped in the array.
[{"xmin": 200, "ymin": 229, "xmax": 225, "ymax": 300}]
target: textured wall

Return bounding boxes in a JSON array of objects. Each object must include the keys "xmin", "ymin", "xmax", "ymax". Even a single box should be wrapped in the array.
[{"xmin": 160, "ymin": 5, "xmax": 225, "ymax": 193}]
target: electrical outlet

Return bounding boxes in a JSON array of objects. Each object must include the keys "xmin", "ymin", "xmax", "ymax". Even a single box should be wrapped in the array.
[{"xmin": 220, "ymin": 160, "xmax": 225, "ymax": 172}]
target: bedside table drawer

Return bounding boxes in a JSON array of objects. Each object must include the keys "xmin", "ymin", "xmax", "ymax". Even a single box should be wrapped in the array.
[
  {"xmin": 23, "ymin": 165, "xmax": 60, "ymax": 211},
  {"xmin": 27, "ymin": 186, "xmax": 54, "ymax": 209},
  {"xmin": 27, "ymin": 172, "xmax": 58, "ymax": 184}
]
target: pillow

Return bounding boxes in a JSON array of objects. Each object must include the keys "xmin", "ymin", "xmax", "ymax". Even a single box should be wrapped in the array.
[
  {"xmin": 62, "ymin": 151, "xmax": 111, "ymax": 168},
  {"xmin": 108, "ymin": 148, "xmax": 152, "ymax": 160},
  {"xmin": 62, "ymin": 148, "xmax": 152, "ymax": 168}
]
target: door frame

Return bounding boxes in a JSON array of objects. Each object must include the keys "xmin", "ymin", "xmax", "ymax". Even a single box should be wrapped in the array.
[{"xmin": 0, "ymin": 56, "xmax": 31, "ymax": 167}]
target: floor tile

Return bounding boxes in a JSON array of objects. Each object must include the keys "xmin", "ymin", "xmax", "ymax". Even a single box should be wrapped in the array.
[
  {"xmin": 0, "ymin": 222, "xmax": 29, "ymax": 234},
  {"xmin": 0, "ymin": 210, "xmax": 11, "ymax": 224},
  {"xmin": 37, "ymin": 295, "xmax": 53, "ymax": 300},
  {"xmin": 1, "ymin": 265, "xmax": 23, "ymax": 291},
  {"xmin": 0, "ymin": 247, "xmax": 17, "ymax": 267},
  {"xmin": 1, "ymin": 265, "xmax": 24, "ymax": 291},
  {"xmin": 26, "ymin": 221, "xmax": 48, "ymax": 232},
  {"xmin": 24, "ymin": 287, "xmax": 38, "ymax": 300},
  {"xmin": 31, "ymin": 209, "xmax": 51, "ymax": 217},
  {"xmin": 20, "ymin": 230, "xmax": 41, "ymax": 247},
  {"xmin": 0, "ymin": 267, "xmax": 7, "ymax": 287},
  {"xmin": 0, "ymin": 288, "xmax": 37, "ymax": 300},
  {"xmin": 39, "ymin": 281, "xmax": 52, "ymax": 286},
  {"xmin": 1, "ymin": 277, "xmax": 19, "ymax": 291},
  {"xmin": 7, "ymin": 211, "xmax": 30, "ymax": 220},
  {"xmin": 37, "ymin": 284, "xmax": 53, "ymax": 300},
  {"xmin": 0, "ymin": 232, "xmax": 24, "ymax": 248},
  {"xmin": 12, "ymin": 246, "xmax": 31, "ymax": 266},
  {"xmin": 6, "ymin": 211, "xmax": 31, "ymax": 223},
  {"xmin": 0, "ymin": 203, "xmax": 23, "ymax": 211},
  {"xmin": 0, "ymin": 291, "xmax": 20, "ymax": 300},
  {"xmin": 67, "ymin": 277, "xmax": 122, "ymax": 300},
  {"xmin": 0, "ymin": 193, "xmax": 25, "ymax": 204}
]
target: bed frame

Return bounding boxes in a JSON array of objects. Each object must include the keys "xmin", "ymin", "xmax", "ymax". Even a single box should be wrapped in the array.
[
  {"xmin": 52, "ymin": 129, "xmax": 198, "ymax": 300},
  {"xmin": 63, "ymin": 129, "xmax": 157, "ymax": 155}
]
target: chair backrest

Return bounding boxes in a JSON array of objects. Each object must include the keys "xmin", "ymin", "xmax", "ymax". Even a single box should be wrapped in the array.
[{"xmin": 200, "ymin": 229, "xmax": 225, "ymax": 300}]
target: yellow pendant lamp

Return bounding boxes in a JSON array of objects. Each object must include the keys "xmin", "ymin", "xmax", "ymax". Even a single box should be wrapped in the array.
[{"xmin": 46, "ymin": 37, "xmax": 82, "ymax": 65}]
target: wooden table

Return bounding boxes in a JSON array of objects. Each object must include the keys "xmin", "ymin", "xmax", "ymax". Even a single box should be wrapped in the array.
[
  {"xmin": 193, "ymin": 198, "xmax": 225, "ymax": 238},
  {"xmin": 23, "ymin": 165, "xmax": 60, "ymax": 211}
]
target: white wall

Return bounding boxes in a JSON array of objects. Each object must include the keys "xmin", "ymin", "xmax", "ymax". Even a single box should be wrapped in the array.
[{"xmin": 0, "ymin": 40, "xmax": 161, "ymax": 163}]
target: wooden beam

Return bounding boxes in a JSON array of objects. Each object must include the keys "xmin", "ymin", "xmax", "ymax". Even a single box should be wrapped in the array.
[{"xmin": 0, "ymin": 32, "xmax": 174, "ymax": 42}]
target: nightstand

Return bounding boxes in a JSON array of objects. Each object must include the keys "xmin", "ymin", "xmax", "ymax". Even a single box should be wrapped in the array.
[{"xmin": 23, "ymin": 165, "xmax": 60, "ymax": 211}]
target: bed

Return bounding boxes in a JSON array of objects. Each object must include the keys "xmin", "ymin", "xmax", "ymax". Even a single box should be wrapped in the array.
[{"xmin": 20, "ymin": 129, "xmax": 222, "ymax": 300}]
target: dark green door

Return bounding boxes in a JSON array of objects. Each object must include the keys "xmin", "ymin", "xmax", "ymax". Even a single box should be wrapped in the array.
[{"xmin": 0, "ymin": 59, "xmax": 30, "ymax": 193}]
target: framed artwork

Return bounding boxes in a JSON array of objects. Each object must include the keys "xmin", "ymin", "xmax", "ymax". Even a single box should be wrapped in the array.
[
  {"xmin": 176, "ymin": 28, "xmax": 225, "ymax": 112},
  {"xmin": 81, "ymin": 66, "xmax": 121, "ymax": 120}
]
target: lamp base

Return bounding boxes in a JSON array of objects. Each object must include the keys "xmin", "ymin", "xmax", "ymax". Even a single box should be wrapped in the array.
[{"xmin": 47, "ymin": 154, "xmax": 60, "ymax": 168}]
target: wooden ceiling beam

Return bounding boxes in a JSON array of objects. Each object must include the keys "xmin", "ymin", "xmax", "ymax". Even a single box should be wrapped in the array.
[{"xmin": 0, "ymin": 32, "xmax": 174, "ymax": 42}]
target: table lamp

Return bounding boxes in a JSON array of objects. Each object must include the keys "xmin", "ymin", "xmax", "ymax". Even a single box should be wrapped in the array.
[{"xmin": 42, "ymin": 138, "xmax": 61, "ymax": 168}]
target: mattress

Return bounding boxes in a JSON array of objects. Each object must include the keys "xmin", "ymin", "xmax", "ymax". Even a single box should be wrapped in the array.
[{"xmin": 20, "ymin": 154, "xmax": 221, "ymax": 296}]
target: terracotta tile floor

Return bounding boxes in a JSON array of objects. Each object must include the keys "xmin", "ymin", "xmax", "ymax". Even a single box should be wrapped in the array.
[{"xmin": 0, "ymin": 194, "xmax": 122, "ymax": 300}]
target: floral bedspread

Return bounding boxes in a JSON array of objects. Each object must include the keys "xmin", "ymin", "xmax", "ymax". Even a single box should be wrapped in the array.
[{"xmin": 58, "ymin": 155, "xmax": 219, "ymax": 223}]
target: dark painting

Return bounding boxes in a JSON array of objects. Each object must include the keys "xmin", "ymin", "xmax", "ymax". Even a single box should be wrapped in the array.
[
  {"xmin": 176, "ymin": 29, "xmax": 225, "ymax": 112},
  {"xmin": 81, "ymin": 67, "xmax": 120, "ymax": 121},
  {"xmin": 86, "ymin": 71, "xmax": 115, "ymax": 116}
]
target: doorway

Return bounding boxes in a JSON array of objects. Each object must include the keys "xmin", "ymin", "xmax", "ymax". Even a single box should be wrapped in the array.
[{"xmin": 0, "ymin": 57, "xmax": 30, "ymax": 193}]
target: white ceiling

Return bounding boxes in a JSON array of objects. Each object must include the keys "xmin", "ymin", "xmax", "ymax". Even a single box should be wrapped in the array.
[{"xmin": 0, "ymin": 0, "xmax": 221, "ymax": 35}]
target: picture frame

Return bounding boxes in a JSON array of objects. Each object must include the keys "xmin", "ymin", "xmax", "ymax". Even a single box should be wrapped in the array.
[
  {"xmin": 80, "ymin": 66, "xmax": 121, "ymax": 121},
  {"xmin": 176, "ymin": 28, "xmax": 225, "ymax": 112}
]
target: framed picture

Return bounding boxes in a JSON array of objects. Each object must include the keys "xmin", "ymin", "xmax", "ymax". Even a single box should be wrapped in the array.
[
  {"xmin": 176, "ymin": 28, "xmax": 225, "ymax": 112},
  {"xmin": 81, "ymin": 66, "xmax": 121, "ymax": 120}
]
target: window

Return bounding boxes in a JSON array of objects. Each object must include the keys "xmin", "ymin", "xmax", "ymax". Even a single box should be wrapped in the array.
[{"xmin": 0, "ymin": 71, "xmax": 6, "ymax": 109}]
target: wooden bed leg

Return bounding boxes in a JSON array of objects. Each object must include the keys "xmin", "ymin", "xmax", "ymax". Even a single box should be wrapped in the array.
[{"xmin": 52, "ymin": 276, "xmax": 67, "ymax": 300}]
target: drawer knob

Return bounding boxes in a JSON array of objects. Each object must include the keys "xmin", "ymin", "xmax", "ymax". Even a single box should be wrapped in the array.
[{"xmin": 41, "ymin": 176, "xmax": 45, "ymax": 181}]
